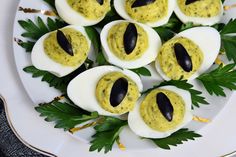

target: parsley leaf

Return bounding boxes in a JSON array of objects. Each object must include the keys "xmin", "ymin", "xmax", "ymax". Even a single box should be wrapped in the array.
[
  {"xmin": 89, "ymin": 117, "xmax": 127, "ymax": 153},
  {"xmin": 23, "ymin": 65, "xmax": 86, "ymax": 93},
  {"xmin": 197, "ymin": 64, "xmax": 236, "ymax": 96},
  {"xmin": 35, "ymin": 100, "xmax": 99, "ymax": 131},
  {"xmin": 142, "ymin": 80, "xmax": 208, "ymax": 108},
  {"xmin": 153, "ymin": 27, "xmax": 175, "ymax": 42},
  {"xmin": 85, "ymin": 27, "xmax": 108, "ymax": 65},
  {"xmin": 220, "ymin": 19, "xmax": 236, "ymax": 63},
  {"xmin": 150, "ymin": 128, "xmax": 202, "ymax": 150},
  {"xmin": 130, "ymin": 67, "xmax": 152, "ymax": 76},
  {"xmin": 17, "ymin": 17, "xmax": 66, "ymax": 52},
  {"xmin": 16, "ymin": 40, "xmax": 35, "ymax": 52}
]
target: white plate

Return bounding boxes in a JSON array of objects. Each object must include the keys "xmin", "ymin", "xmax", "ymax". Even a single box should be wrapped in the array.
[{"xmin": 1, "ymin": 0, "xmax": 235, "ymax": 156}]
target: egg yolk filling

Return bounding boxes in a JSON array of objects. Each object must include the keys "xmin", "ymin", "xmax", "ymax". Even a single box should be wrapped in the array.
[
  {"xmin": 96, "ymin": 72, "xmax": 140, "ymax": 114},
  {"xmin": 107, "ymin": 22, "xmax": 148, "ymax": 61},
  {"xmin": 67, "ymin": 0, "xmax": 110, "ymax": 20},
  {"xmin": 125, "ymin": 0, "xmax": 168, "ymax": 23},
  {"xmin": 157, "ymin": 37, "xmax": 203, "ymax": 80},
  {"xmin": 140, "ymin": 89, "xmax": 185, "ymax": 132},
  {"xmin": 44, "ymin": 28, "xmax": 89, "ymax": 67},
  {"xmin": 177, "ymin": 0, "xmax": 221, "ymax": 18}
]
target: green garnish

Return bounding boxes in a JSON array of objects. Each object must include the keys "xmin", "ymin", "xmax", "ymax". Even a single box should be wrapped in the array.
[
  {"xmin": 142, "ymin": 80, "xmax": 209, "ymax": 108},
  {"xmin": 197, "ymin": 64, "xmax": 236, "ymax": 96},
  {"xmin": 85, "ymin": 27, "xmax": 108, "ymax": 65},
  {"xmin": 220, "ymin": 19, "xmax": 236, "ymax": 63},
  {"xmin": 35, "ymin": 99, "xmax": 99, "ymax": 131},
  {"xmin": 17, "ymin": 17, "xmax": 66, "ymax": 52},
  {"xmin": 23, "ymin": 65, "xmax": 86, "ymax": 93},
  {"xmin": 130, "ymin": 67, "xmax": 152, "ymax": 76},
  {"xmin": 89, "ymin": 117, "xmax": 127, "ymax": 153},
  {"xmin": 150, "ymin": 128, "xmax": 202, "ymax": 150}
]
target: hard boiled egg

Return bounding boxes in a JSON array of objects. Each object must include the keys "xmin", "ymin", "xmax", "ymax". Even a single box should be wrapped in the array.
[
  {"xmin": 174, "ymin": 0, "xmax": 223, "ymax": 25},
  {"xmin": 114, "ymin": 0, "xmax": 176, "ymax": 27},
  {"xmin": 31, "ymin": 25, "xmax": 91, "ymax": 77},
  {"xmin": 55, "ymin": 0, "xmax": 111, "ymax": 26},
  {"xmin": 100, "ymin": 20, "xmax": 162, "ymax": 69},
  {"xmin": 128, "ymin": 86, "xmax": 193, "ymax": 138},
  {"xmin": 67, "ymin": 66, "xmax": 143, "ymax": 116},
  {"xmin": 155, "ymin": 27, "xmax": 221, "ymax": 80}
]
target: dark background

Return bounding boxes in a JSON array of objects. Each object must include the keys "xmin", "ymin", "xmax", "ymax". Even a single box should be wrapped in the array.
[{"xmin": 0, "ymin": 98, "xmax": 46, "ymax": 157}]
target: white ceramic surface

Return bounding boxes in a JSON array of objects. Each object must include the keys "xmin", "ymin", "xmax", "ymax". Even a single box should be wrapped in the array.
[{"xmin": 1, "ymin": 0, "xmax": 236, "ymax": 156}]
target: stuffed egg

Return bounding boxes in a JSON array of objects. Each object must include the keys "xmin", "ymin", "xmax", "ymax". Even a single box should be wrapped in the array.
[
  {"xmin": 67, "ymin": 66, "xmax": 143, "ymax": 116},
  {"xmin": 128, "ymin": 86, "xmax": 192, "ymax": 138},
  {"xmin": 175, "ymin": 0, "xmax": 223, "ymax": 25},
  {"xmin": 31, "ymin": 25, "xmax": 91, "ymax": 77},
  {"xmin": 114, "ymin": 0, "xmax": 176, "ymax": 27},
  {"xmin": 100, "ymin": 20, "xmax": 162, "ymax": 69},
  {"xmin": 155, "ymin": 27, "xmax": 221, "ymax": 80},
  {"xmin": 55, "ymin": 0, "xmax": 111, "ymax": 26}
]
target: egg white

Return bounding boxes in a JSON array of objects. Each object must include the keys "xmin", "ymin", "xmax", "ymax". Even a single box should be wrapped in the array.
[
  {"xmin": 113, "ymin": 0, "xmax": 176, "ymax": 27},
  {"xmin": 67, "ymin": 65, "xmax": 143, "ymax": 116},
  {"xmin": 174, "ymin": 1, "xmax": 223, "ymax": 25},
  {"xmin": 100, "ymin": 20, "xmax": 162, "ymax": 69},
  {"xmin": 55, "ymin": 0, "xmax": 110, "ymax": 26},
  {"xmin": 128, "ymin": 85, "xmax": 193, "ymax": 139},
  {"xmin": 31, "ymin": 25, "xmax": 91, "ymax": 77},
  {"xmin": 155, "ymin": 27, "xmax": 221, "ymax": 81}
]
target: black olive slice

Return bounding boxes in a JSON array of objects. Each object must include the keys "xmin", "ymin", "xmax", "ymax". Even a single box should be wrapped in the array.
[
  {"xmin": 156, "ymin": 92, "xmax": 174, "ymax": 122},
  {"xmin": 124, "ymin": 23, "xmax": 138, "ymax": 55},
  {"xmin": 174, "ymin": 43, "xmax": 193, "ymax": 72},
  {"xmin": 185, "ymin": 0, "xmax": 201, "ymax": 5},
  {"xmin": 56, "ymin": 30, "xmax": 74, "ymax": 56},
  {"xmin": 131, "ymin": 0, "xmax": 155, "ymax": 8},
  {"xmin": 110, "ymin": 78, "xmax": 128, "ymax": 107},
  {"xmin": 96, "ymin": 0, "xmax": 104, "ymax": 5}
]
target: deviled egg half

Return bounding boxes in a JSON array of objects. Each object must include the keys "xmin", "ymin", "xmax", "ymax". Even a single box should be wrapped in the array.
[
  {"xmin": 175, "ymin": 0, "xmax": 223, "ymax": 25},
  {"xmin": 67, "ymin": 66, "xmax": 143, "ymax": 116},
  {"xmin": 100, "ymin": 20, "xmax": 162, "ymax": 69},
  {"xmin": 31, "ymin": 25, "xmax": 91, "ymax": 77},
  {"xmin": 155, "ymin": 27, "xmax": 221, "ymax": 80},
  {"xmin": 55, "ymin": 0, "xmax": 111, "ymax": 26},
  {"xmin": 114, "ymin": 0, "xmax": 176, "ymax": 27},
  {"xmin": 128, "ymin": 86, "xmax": 193, "ymax": 138}
]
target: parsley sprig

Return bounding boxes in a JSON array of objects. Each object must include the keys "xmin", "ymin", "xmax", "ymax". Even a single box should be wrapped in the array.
[
  {"xmin": 220, "ymin": 19, "xmax": 236, "ymax": 63},
  {"xmin": 35, "ymin": 99, "xmax": 99, "ymax": 131},
  {"xmin": 23, "ymin": 65, "xmax": 86, "ymax": 93},
  {"xmin": 85, "ymin": 27, "xmax": 108, "ymax": 65},
  {"xmin": 17, "ymin": 17, "xmax": 66, "ymax": 52},
  {"xmin": 142, "ymin": 80, "xmax": 208, "ymax": 108},
  {"xmin": 89, "ymin": 117, "xmax": 127, "ymax": 153},
  {"xmin": 150, "ymin": 128, "xmax": 202, "ymax": 150},
  {"xmin": 197, "ymin": 64, "xmax": 236, "ymax": 96}
]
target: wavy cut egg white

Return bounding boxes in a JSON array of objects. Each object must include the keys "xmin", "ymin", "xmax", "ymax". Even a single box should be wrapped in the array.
[
  {"xmin": 113, "ymin": 0, "xmax": 176, "ymax": 27},
  {"xmin": 128, "ymin": 86, "xmax": 193, "ymax": 138},
  {"xmin": 155, "ymin": 27, "xmax": 221, "ymax": 81},
  {"xmin": 174, "ymin": 0, "xmax": 223, "ymax": 25},
  {"xmin": 67, "ymin": 66, "xmax": 143, "ymax": 116},
  {"xmin": 55, "ymin": 0, "xmax": 111, "ymax": 26},
  {"xmin": 31, "ymin": 25, "xmax": 91, "ymax": 77},
  {"xmin": 100, "ymin": 20, "xmax": 162, "ymax": 69}
]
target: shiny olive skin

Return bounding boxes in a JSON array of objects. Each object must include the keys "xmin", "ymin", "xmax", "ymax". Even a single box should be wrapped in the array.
[
  {"xmin": 156, "ymin": 92, "xmax": 174, "ymax": 122},
  {"xmin": 110, "ymin": 78, "xmax": 128, "ymax": 107},
  {"xmin": 56, "ymin": 30, "xmax": 74, "ymax": 56},
  {"xmin": 124, "ymin": 23, "xmax": 138, "ymax": 54}
]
